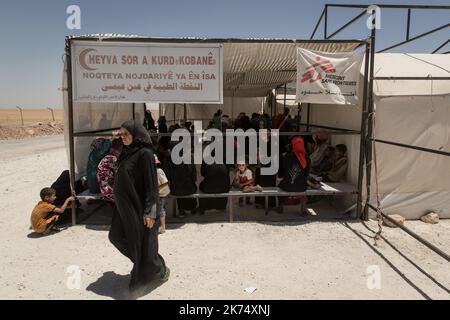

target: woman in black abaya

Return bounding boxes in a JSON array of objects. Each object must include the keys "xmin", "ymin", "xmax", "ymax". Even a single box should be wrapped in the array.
[{"xmin": 108, "ymin": 120, "xmax": 169, "ymax": 293}]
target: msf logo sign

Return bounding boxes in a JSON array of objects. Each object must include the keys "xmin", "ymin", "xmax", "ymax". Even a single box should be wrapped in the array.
[{"xmin": 300, "ymin": 56, "xmax": 336, "ymax": 83}]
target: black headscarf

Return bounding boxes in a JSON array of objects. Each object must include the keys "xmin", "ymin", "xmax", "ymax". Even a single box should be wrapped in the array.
[{"xmin": 118, "ymin": 120, "xmax": 153, "ymax": 163}]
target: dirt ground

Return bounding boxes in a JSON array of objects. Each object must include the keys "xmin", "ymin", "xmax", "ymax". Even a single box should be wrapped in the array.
[
  {"xmin": 0, "ymin": 135, "xmax": 449, "ymax": 300},
  {"xmin": 0, "ymin": 109, "xmax": 64, "ymax": 140}
]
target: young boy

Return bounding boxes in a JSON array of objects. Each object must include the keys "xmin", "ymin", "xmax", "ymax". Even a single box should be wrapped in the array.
[
  {"xmin": 232, "ymin": 160, "xmax": 262, "ymax": 206},
  {"xmin": 31, "ymin": 188, "xmax": 75, "ymax": 234},
  {"xmin": 323, "ymin": 144, "xmax": 348, "ymax": 182},
  {"xmin": 155, "ymin": 155, "xmax": 170, "ymax": 234}
]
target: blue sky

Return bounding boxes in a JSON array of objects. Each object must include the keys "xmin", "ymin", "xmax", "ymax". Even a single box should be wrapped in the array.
[{"xmin": 0, "ymin": 0, "xmax": 449, "ymax": 108}]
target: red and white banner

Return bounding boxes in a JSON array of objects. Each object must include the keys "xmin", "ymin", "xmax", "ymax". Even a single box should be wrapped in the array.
[
  {"xmin": 296, "ymin": 48, "xmax": 364, "ymax": 105},
  {"xmin": 71, "ymin": 41, "xmax": 223, "ymax": 104}
]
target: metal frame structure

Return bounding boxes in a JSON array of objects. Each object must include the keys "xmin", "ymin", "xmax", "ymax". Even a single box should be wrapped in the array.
[
  {"xmin": 310, "ymin": 3, "xmax": 450, "ymax": 220},
  {"xmin": 64, "ymin": 36, "xmax": 369, "ymax": 224},
  {"xmin": 64, "ymin": 4, "xmax": 448, "ymax": 225}
]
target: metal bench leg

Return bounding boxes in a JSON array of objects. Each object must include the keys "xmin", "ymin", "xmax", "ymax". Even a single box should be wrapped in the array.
[
  {"xmin": 229, "ymin": 196, "xmax": 233, "ymax": 222},
  {"xmin": 265, "ymin": 196, "xmax": 269, "ymax": 215}
]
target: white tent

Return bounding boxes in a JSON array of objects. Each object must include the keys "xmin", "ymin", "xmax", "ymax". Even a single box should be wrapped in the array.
[{"xmin": 306, "ymin": 53, "xmax": 450, "ymax": 219}]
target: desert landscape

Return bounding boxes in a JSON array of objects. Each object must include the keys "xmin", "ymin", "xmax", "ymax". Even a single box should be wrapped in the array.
[{"xmin": 0, "ymin": 108, "xmax": 64, "ymax": 140}]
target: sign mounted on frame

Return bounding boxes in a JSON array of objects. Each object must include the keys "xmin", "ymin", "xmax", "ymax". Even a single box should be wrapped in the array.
[
  {"xmin": 70, "ymin": 41, "xmax": 223, "ymax": 104},
  {"xmin": 296, "ymin": 48, "xmax": 364, "ymax": 105}
]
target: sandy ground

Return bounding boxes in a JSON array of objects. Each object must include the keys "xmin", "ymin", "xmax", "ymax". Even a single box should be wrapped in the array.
[{"xmin": 0, "ymin": 135, "xmax": 449, "ymax": 300}]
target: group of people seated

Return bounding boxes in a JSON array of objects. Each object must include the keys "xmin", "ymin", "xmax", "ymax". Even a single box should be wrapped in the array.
[
  {"xmin": 151, "ymin": 109, "xmax": 349, "ymax": 217},
  {"xmin": 30, "ymin": 109, "xmax": 349, "ymax": 235}
]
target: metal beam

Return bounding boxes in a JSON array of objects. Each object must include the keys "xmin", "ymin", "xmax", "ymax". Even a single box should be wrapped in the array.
[
  {"xmin": 69, "ymin": 36, "xmax": 366, "ymax": 45},
  {"xmin": 326, "ymin": 10, "xmax": 366, "ymax": 39},
  {"xmin": 298, "ymin": 122, "xmax": 359, "ymax": 133},
  {"xmin": 324, "ymin": 5, "xmax": 328, "ymax": 39},
  {"xmin": 310, "ymin": 7, "xmax": 326, "ymax": 39},
  {"xmin": 371, "ymin": 138, "xmax": 450, "ymax": 157},
  {"xmin": 374, "ymin": 76, "xmax": 450, "ymax": 80},
  {"xmin": 378, "ymin": 23, "xmax": 450, "ymax": 53},
  {"xmin": 432, "ymin": 39, "xmax": 450, "ymax": 53},
  {"xmin": 367, "ymin": 204, "xmax": 450, "ymax": 262},
  {"xmin": 406, "ymin": 9, "xmax": 411, "ymax": 41},
  {"xmin": 327, "ymin": 4, "xmax": 450, "ymax": 10}
]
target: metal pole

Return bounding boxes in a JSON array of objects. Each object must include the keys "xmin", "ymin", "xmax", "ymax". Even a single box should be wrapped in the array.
[
  {"xmin": 356, "ymin": 41, "xmax": 371, "ymax": 219},
  {"xmin": 406, "ymin": 9, "xmax": 411, "ymax": 40},
  {"xmin": 65, "ymin": 38, "xmax": 77, "ymax": 226},
  {"xmin": 306, "ymin": 103, "xmax": 311, "ymax": 131},
  {"xmin": 173, "ymin": 103, "xmax": 176, "ymax": 125},
  {"xmin": 183, "ymin": 103, "xmax": 187, "ymax": 126},
  {"xmin": 432, "ymin": 39, "xmax": 450, "ymax": 53},
  {"xmin": 310, "ymin": 7, "xmax": 326, "ymax": 39},
  {"xmin": 324, "ymin": 5, "xmax": 328, "ymax": 39},
  {"xmin": 283, "ymin": 83, "xmax": 287, "ymax": 109},
  {"xmin": 326, "ymin": 10, "xmax": 366, "ymax": 39},
  {"xmin": 47, "ymin": 107, "xmax": 55, "ymax": 122},
  {"xmin": 364, "ymin": 11, "xmax": 377, "ymax": 221},
  {"xmin": 297, "ymin": 103, "xmax": 301, "ymax": 131},
  {"xmin": 132, "ymin": 103, "xmax": 135, "ymax": 120},
  {"xmin": 367, "ymin": 204, "xmax": 450, "ymax": 262},
  {"xmin": 16, "ymin": 106, "xmax": 24, "ymax": 126}
]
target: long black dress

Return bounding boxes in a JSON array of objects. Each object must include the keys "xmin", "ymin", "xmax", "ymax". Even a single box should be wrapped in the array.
[
  {"xmin": 255, "ymin": 136, "xmax": 277, "ymax": 208},
  {"xmin": 108, "ymin": 120, "xmax": 166, "ymax": 291},
  {"xmin": 198, "ymin": 162, "xmax": 230, "ymax": 211},
  {"xmin": 162, "ymin": 153, "xmax": 198, "ymax": 212}
]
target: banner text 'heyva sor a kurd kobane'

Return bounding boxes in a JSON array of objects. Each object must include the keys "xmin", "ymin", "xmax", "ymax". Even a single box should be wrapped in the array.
[{"xmin": 70, "ymin": 41, "xmax": 223, "ymax": 104}]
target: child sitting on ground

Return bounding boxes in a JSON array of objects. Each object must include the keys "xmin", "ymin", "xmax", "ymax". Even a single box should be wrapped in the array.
[
  {"xmin": 232, "ymin": 160, "xmax": 262, "ymax": 206},
  {"xmin": 155, "ymin": 155, "xmax": 170, "ymax": 234},
  {"xmin": 31, "ymin": 188, "xmax": 75, "ymax": 234}
]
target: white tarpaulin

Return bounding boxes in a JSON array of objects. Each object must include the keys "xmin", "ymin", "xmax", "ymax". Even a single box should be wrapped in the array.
[
  {"xmin": 296, "ymin": 48, "xmax": 364, "ymax": 105},
  {"xmin": 305, "ymin": 53, "xmax": 450, "ymax": 219},
  {"xmin": 71, "ymin": 41, "xmax": 223, "ymax": 104}
]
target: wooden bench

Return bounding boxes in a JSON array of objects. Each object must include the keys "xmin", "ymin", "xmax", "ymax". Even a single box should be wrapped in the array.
[{"xmin": 169, "ymin": 182, "xmax": 357, "ymax": 222}]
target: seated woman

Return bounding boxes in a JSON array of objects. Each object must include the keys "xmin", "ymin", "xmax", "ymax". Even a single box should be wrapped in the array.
[
  {"xmin": 161, "ymin": 142, "xmax": 198, "ymax": 217},
  {"xmin": 310, "ymin": 146, "xmax": 335, "ymax": 174},
  {"xmin": 198, "ymin": 158, "xmax": 230, "ymax": 215},
  {"xmin": 255, "ymin": 123, "xmax": 277, "ymax": 209},
  {"xmin": 309, "ymin": 130, "xmax": 330, "ymax": 169},
  {"xmin": 277, "ymin": 136, "xmax": 310, "ymax": 215},
  {"xmin": 97, "ymin": 136, "xmax": 123, "ymax": 203}
]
